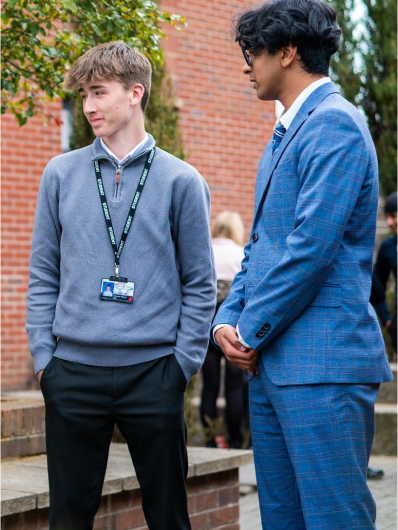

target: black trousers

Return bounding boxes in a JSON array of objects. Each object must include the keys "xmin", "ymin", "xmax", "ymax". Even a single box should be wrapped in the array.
[{"xmin": 40, "ymin": 354, "xmax": 191, "ymax": 530}]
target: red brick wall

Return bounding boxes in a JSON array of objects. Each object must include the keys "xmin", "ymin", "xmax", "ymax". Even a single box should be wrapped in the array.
[
  {"xmin": 161, "ymin": 0, "xmax": 275, "ymax": 232},
  {"xmin": 1, "ymin": 104, "xmax": 63, "ymax": 390},
  {"xmin": 1, "ymin": 0, "xmax": 275, "ymax": 390}
]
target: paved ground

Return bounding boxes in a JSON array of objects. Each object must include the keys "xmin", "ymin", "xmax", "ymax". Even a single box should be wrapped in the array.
[{"xmin": 239, "ymin": 455, "xmax": 397, "ymax": 529}]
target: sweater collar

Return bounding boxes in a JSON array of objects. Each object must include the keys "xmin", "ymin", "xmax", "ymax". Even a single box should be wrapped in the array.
[{"xmin": 91, "ymin": 133, "xmax": 156, "ymax": 166}]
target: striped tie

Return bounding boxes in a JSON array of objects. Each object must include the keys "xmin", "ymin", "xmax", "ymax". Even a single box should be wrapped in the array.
[{"xmin": 272, "ymin": 122, "xmax": 287, "ymax": 155}]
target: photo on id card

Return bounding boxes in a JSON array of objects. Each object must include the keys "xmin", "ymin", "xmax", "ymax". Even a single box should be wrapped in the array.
[{"xmin": 100, "ymin": 278, "xmax": 135, "ymax": 303}]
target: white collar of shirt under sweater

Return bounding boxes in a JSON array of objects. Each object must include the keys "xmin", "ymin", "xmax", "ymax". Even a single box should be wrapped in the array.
[
  {"xmin": 100, "ymin": 133, "xmax": 149, "ymax": 165},
  {"xmin": 278, "ymin": 77, "xmax": 331, "ymax": 130}
]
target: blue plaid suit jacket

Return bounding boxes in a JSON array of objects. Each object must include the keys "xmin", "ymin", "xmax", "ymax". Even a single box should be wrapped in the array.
[{"xmin": 213, "ymin": 82, "xmax": 393, "ymax": 385}]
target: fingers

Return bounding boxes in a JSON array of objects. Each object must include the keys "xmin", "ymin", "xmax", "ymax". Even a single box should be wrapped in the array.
[
  {"xmin": 225, "ymin": 348, "xmax": 259, "ymax": 372},
  {"xmin": 215, "ymin": 327, "xmax": 261, "ymax": 372},
  {"xmin": 215, "ymin": 326, "xmax": 247, "ymax": 355},
  {"xmin": 249, "ymin": 364, "xmax": 260, "ymax": 376},
  {"xmin": 225, "ymin": 347, "xmax": 257, "ymax": 363},
  {"xmin": 37, "ymin": 369, "xmax": 44, "ymax": 382}
]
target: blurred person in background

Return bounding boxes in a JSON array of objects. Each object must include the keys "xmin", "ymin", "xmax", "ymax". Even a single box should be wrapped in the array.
[
  {"xmin": 366, "ymin": 192, "xmax": 397, "ymax": 480},
  {"xmin": 374, "ymin": 192, "xmax": 397, "ymax": 353},
  {"xmin": 200, "ymin": 211, "xmax": 246, "ymax": 448}
]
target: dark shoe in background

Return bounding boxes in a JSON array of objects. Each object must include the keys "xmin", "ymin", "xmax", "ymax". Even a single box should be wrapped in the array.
[
  {"xmin": 228, "ymin": 437, "xmax": 242, "ymax": 449},
  {"xmin": 367, "ymin": 466, "xmax": 384, "ymax": 480}
]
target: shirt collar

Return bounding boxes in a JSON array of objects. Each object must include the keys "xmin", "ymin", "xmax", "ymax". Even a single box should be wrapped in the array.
[
  {"xmin": 100, "ymin": 133, "xmax": 149, "ymax": 165},
  {"xmin": 278, "ymin": 77, "xmax": 331, "ymax": 130}
]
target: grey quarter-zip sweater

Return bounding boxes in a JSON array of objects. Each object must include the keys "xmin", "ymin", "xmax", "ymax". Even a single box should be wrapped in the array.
[{"xmin": 26, "ymin": 134, "xmax": 217, "ymax": 381}]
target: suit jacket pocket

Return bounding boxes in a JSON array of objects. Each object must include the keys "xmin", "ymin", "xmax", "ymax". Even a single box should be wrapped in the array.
[{"xmin": 308, "ymin": 284, "xmax": 341, "ymax": 308}]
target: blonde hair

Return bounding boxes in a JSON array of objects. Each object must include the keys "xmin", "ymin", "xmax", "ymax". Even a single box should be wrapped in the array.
[
  {"xmin": 64, "ymin": 41, "xmax": 152, "ymax": 113},
  {"xmin": 211, "ymin": 211, "xmax": 245, "ymax": 246}
]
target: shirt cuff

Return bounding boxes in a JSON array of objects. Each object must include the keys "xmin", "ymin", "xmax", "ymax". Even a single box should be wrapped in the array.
[{"xmin": 236, "ymin": 324, "xmax": 252, "ymax": 348}]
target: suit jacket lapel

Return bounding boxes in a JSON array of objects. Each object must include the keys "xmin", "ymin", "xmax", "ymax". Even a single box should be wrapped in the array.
[{"xmin": 253, "ymin": 82, "xmax": 340, "ymax": 222}]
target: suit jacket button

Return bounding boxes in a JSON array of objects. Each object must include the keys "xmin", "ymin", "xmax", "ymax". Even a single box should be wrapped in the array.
[
  {"xmin": 263, "ymin": 323, "xmax": 270, "ymax": 332},
  {"xmin": 252, "ymin": 234, "xmax": 259, "ymax": 243}
]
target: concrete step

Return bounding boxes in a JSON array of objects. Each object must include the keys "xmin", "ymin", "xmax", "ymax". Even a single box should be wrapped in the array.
[
  {"xmin": 377, "ymin": 363, "xmax": 397, "ymax": 404},
  {"xmin": 373, "ymin": 403, "xmax": 397, "ymax": 456}
]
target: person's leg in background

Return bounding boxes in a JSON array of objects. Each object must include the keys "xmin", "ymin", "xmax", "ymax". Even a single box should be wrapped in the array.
[
  {"xmin": 242, "ymin": 372, "xmax": 252, "ymax": 448},
  {"xmin": 388, "ymin": 314, "xmax": 397, "ymax": 352},
  {"xmin": 200, "ymin": 344, "xmax": 222, "ymax": 447},
  {"xmin": 225, "ymin": 358, "xmax": 244, "ymax": 448}
]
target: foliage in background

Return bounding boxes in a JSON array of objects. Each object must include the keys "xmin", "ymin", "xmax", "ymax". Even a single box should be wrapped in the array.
[
  {"xmin": 145, "ymin": 65, "xmax": 185, "ymax": 160},
  {"xmin": 184, "ymin": 376, "xmax": 199, "ymax": 444},
  {"xmin": 330, "ymin": 0, "xmax": 397, "ymax": 196},
  {"xmin": 1, "ymin": 0, "xmax": 184, "ymax": 125},
  {"xmin": 202, "ymin": 414, "xmax": 224, "ymax": 445},
  {"xmin": 70, "ymin": 64, "xmax": 185, "ymax": 159},
  {"xmin": 68, "ymin": 97, "xmax": 96, "ymax": 150}
]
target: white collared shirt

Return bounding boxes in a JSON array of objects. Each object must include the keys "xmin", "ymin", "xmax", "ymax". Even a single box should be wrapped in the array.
[
  {"xmin": 278, "ymin": 77, "xmax": 331, "ymax": 130},
  {"xmin": 215, "ymin": 77, "xmax": 332, "ymax": 349},
  {"xmin": 100, "ymin": 133, "xmax": 149, "ymax": 165}
]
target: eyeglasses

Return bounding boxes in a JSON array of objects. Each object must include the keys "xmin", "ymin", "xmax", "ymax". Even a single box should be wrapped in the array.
[{"xmin": 242, "ymin": 48, "xmax": 253, "ymax": 66}]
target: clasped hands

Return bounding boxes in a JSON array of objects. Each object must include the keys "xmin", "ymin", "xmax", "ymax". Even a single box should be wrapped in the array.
[{"xmin": 215, "ymin": 325, "xmax": 259, "ymax": 375}]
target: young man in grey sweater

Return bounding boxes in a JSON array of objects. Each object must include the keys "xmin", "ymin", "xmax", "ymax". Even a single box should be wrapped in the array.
[{"xmin": 26, "ymin": 41, "xmax": 216, "ymax": 530}]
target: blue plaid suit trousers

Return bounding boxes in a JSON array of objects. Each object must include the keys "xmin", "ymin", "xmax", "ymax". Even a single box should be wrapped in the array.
[{"xmin": 249, "ymin": 363, "xmax": 379, "ymax": 529}]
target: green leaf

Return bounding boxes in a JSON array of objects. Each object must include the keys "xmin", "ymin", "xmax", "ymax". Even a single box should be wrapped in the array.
[
  {"xmin": 91, "ymin": 23, "xmax": 102, "ymax": 36},
  {"xmin": 61, "ymin": 0, "xmax": 77, "ymax": 13},
  {"xmin": 1, "ymin": 0, "xmax": 185, "ymax": 126},
  {"xmin": 27, "ymin": 22, "xmax": 41, "ymax": 36}
]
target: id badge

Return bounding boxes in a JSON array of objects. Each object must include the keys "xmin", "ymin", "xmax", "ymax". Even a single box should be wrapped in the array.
[{"xmin": 100, "ymin": 277, "xmax": 135, "ymax": 304}]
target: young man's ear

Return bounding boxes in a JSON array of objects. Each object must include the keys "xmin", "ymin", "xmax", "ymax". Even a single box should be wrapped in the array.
[
  {"xmin": 280, "ymin": 45, "xmax": 298, "ymax": 68},
  {"xmin": 130, "ymin": 83, "xmax": 145, "ymax": 108}
]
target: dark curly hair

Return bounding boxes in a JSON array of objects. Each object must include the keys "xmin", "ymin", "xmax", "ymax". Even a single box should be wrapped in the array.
[
  {"xmin": 384, "ymin": 192, "xmax": 397, "ymax": 215},
  {"xmin": 235, "ymin": 0, "xmax": 342, "ymax": 76}
]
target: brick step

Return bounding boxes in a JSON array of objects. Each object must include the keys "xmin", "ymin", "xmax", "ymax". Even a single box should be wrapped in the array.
[{"xmin": 1, "ymin": 393, "xmax": 45, "ymax": 460}]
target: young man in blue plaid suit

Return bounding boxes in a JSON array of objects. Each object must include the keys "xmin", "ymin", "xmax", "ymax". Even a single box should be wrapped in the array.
[{"xmin": 212, "ymin": 0, "xmax": 393, "ymax": 528}]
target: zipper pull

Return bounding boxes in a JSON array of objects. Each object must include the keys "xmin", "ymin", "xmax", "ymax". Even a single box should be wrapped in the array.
[{"xmin": 115, "ymin": 167, "xmax": 121, "ymax": 184}]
